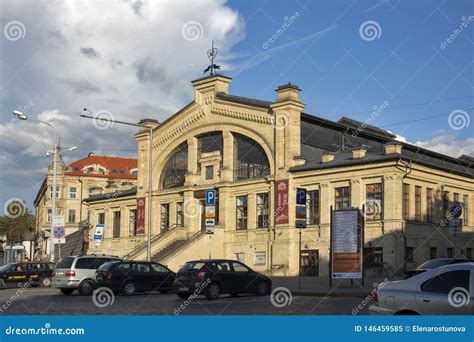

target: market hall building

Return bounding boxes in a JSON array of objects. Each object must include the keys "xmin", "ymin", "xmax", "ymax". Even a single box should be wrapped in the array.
[{"xmin": 84, "ymin": 74, "xmax": 474, "ymax": 277}]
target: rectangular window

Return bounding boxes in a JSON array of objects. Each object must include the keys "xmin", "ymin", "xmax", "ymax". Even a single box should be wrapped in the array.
[
  {"xmin": 466, "ymin": 248, "xmax": 472, "ymax": 260},
  {"xmin": 256, "ymin": 193, "xmax": 269, "ymax": 228},
  {"xmin": 69, "ymin": 187, "xmax": 77, "ymax": 199},
  {"xmin": 430, "ymin": 247, "xmax": 437, "ymax": 260},
  {"xmin": 363, "ymin": 247, "xmax": 383, "ymax": 267},
  {"xmin": 205, "ymin": 165, "xmax": 214, "ymax": 180},
  {"xmin": 254, "ymin": 251, "xmax": 266, "ymax": 265},
  {"xmin": 463, "ymin": 195, "xmax": 469, "ymax": 226},
  {"xmin": 176, "ymin": 202, "xmax": 184, "ymax": 227},
  {"xmin": 334, "ymin": 186, "xmax": 350, "ymax": 210},
  {"xmin": 406, "ymin": 247, "xmax": 414, "ymax": 262},
  {"xmin": 306, "ymin": 190, "xmax": 320, "ymax": 225},
  {"xmin": 402, "ymin": 184, "xmax": 410, "ymax": 220},
  {"xmin": 113, "ymin": 211, "xmax": 121, "ymax": 238},
  {"xmin": 160, "ymin": 204, "xmax": 169, "ymax": 232},
  {"xmin": 47, "ymin": 209, "xmax": 52, "ymax": 222},
  {"xmin": 98, "ymin": 212, "xmax": 105, "ymax": 225},
  {"xmin": 415, "ymin": 186, "xmax": 422, "ymax": 222},
  {"xmin": 68, "ymin": 209, "xmax": 76, "ymax": 223},
  {"xmin": 236, "ymin": 195, "xmax": 248, "ymax": 230},
  {"xmin": 426, "ymin": 188, "xmax": 434, "ymax": 223},
  {"xmin": 447, "ymin": 247, "xmax": 453, "ymax": 258},
  {"xmin": 443, "ymin": 191, "xmax": 450, "ymax": 219},
  {"xmin": 129, "ymin": 209, "xmax": 137, "ymax": 236},
  {"xmin": 366, "ymin": 183, "xmax": 383, "ymax": 221},
  {"xmin": 50, "ymin": 186, "xmax": 60, "ymax": 199}
]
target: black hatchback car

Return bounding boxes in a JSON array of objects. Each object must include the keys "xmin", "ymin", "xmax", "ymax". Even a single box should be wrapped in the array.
[
  {"xmin": 0, "ymin": 262, "xmax": 55, "ymax": 288},
  {"xmin": 95, "ymin": 261, "xmax": 175, "ymax": 295},
  {"xmin": 174, "ymin": 259, "xmax": 272, "ymax": 300}
]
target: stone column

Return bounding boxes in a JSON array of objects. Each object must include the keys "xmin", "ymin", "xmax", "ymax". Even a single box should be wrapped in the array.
[{"xmin": 221, "ymin": 130, "xmax": 234, "ymax": 182}]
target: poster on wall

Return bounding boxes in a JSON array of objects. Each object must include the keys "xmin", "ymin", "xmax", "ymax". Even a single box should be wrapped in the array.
[
  {"xmin": 275, "ymin": 179, "xmax": 289, "ymax": 224},
  {"xmin": 331, "ymin": 208, "xmax": 363, "ymax": 279},
  {"xmin": 136, "ymin": 197, "xmax": 146, "ymax": 235}
]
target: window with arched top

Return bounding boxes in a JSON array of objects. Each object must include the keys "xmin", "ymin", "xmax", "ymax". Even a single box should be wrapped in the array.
[
  {"xmin": 160, "ymin": 142, "xmax": 188, "ymax": 189},
  {"xmin": 233, "ymin": 133, "xmax": 270, "ymax": 180}
]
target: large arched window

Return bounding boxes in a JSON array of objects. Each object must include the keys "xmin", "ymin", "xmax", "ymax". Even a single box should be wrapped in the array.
[
  {"xmin": 234, "ymin": 133, "xmax": 270, "ymax": 180},
  {"xmin": 160, "ymin": 142, "xmax": 188, "ymax": 189}
]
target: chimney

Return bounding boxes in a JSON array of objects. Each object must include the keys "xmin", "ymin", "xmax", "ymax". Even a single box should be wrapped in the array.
[
  {"xmin": 191, "ymin": 75, "xmax": 232, "ymax": 105},
  {"xmin": 275, "ymin": 83, "xmax": 301, "ymax": 102},
  {"xmin": 321, "ymin": 152, "xmax": 335, "ymax": 163},
  {"xmin": 384, "ymin": 141, "xmax": 402, "ymax": 155},
  {"xmin": 352, "ymin": 148, "xmax": 366, "ymax": 159}
]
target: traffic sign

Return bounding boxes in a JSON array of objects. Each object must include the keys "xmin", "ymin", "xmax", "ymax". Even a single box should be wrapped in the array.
[
  {"xmin": 450, "ymin": 201, "xmax": 463, "ymax": 219},
  {"xmin": 296, "ymin": 188, "xmax": 307, "ymax": 205},
  {"xmin": 53, "ymin": 226, "xmax": 65, "ymax": 239},
  {"xmin": 449, "ymin": 219, "xmax": 462, "ymax": 235},
  {"xmin": 205, "ymin": 189, "xmax": 216, "ymax": 206},
  {"xmin": 94, "ymin": 224, "xmax": 105, "ymax": 241}
]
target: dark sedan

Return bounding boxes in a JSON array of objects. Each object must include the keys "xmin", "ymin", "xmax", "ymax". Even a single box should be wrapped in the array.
[
  {"xmin": 0, "ymin": 262, "xmax": 55, "ymax": 288},
  {"xmin": 404, "ymin": 258, "xmax": 473, "ymax": 278},
  {"xmin": 174, "ymin": 259, "xmax": 272, "ymax": 300},
  {"xmin": 95, "ymin": 260, "xmax": 175, "ymax": 295}
]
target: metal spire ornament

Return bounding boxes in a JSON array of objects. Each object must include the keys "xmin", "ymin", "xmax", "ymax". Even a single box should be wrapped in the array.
[{"xmin": 203, "ymin": 41, "xmax": 221, "ymax": 75}]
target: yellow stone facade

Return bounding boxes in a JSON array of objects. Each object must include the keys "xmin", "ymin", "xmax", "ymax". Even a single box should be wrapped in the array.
[{"xmin": 85, "ymin": 75, "xmax": 474, "ymax": 277}]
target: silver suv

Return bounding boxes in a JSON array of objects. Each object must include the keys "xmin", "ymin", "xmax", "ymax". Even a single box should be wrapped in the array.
[{"xmin": 52, "ymin": 255, "xmax": 121, "ymax": 295}]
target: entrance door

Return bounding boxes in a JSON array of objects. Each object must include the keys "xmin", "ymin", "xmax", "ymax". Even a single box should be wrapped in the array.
[{"xmin": 300, "ymin": 250, "xmax": 319, "ymax": 277}]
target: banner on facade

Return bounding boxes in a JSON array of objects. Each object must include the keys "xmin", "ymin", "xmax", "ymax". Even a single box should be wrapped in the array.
[
  {"xmin": 275, "ymin": 179, "xmax": 289, "ymax": 225},
  {"xmin": 136, "ymin": 197, "xmax": 146, "ymax": 235},
  {"xmin": 331, "ymin": 208, "xmax": 363, "ymax": 279}
]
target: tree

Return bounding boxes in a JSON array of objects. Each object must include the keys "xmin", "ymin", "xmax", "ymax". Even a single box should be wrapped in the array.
[{"xmin": 1, "ymin": 200, "xmax": 35, "ymax": 243}]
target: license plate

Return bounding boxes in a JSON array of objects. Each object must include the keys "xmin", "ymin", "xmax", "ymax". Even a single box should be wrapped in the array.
[{"xmin": 178, "ymin": 287, "xmax": 189, "ymax": 292}]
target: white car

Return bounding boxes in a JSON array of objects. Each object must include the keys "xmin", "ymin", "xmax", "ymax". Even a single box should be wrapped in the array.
[{"xmin": 370, "ymin": 263, "xmax": 473, "ymax": 315}]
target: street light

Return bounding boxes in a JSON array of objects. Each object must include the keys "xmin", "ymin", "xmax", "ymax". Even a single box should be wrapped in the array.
[{"xmin": 80, "ymin": 108, "xmax": 155, "ymax": 261}]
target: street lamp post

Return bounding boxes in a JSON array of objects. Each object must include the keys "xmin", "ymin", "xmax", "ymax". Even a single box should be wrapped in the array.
[
  {"xmin": 12, "ymin": 110, "xmax": 75, "ymax": 262},
  {"xmin": 80, "ymin": 109, "xmax": 155, "ymax": 261}
]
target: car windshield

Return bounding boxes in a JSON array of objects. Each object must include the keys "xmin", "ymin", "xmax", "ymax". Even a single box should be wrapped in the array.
[
  {"xmin": 178, "ymin": 262, "xmax": 205, "ymax": 273},
  {"xmin": 55, "ymin": 257, "xmax": 75, "ymax": 269},
  {"xmin": 0, "ymin": 264, "xmax": 15, "ymax": 272},
  {"xmin": 418, "ymin": 259, "xmax": 450, "ymax": 269},
  {"xmin": 98, "ymin": 262, "xmax": 117, "ymax": 271}
]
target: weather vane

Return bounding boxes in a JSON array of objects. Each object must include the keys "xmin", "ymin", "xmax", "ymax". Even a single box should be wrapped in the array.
[{"xmin": 203, "ymin": 40, "xmax": 221, "ymax": 75}]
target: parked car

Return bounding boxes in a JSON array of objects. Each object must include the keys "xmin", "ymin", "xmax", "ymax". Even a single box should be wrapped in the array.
[
  {"xmin": 52, "ymin": 255, "xmax": 121, "ymax": 295},
  {"xmin": 404, "ymin": 258, "xmax": 473, "ymax": 278},
  {"xmin": 370, "ymin": 264, "xmax": 474, "ymax": 315},
  {"xmin": 0, "ymin": 262, "xmax": 55, "ymax": 288},
  {"xmin": 95, "ymin": 260, "xmax": 175, "ymax": 295},
  {"xmin": 174, "ymin": 259, "xmax": 272, "ymax": 300}
]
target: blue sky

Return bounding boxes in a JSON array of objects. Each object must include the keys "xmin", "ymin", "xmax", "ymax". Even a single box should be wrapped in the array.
[{"xmin": 0, "ymin": 0, "xmax": 472, "ymax": 214}]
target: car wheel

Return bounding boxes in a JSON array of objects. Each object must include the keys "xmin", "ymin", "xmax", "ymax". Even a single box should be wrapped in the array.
[
  {"xmin": 78, "ymin": 281, "xmax": 94, "ymax": 296},
  {"xmin": 122, "ymin": 281, "xmax": 136, "ymax": 296},
  {"xmin": 60, "ymin": 288, "xmax": 74, "ymax": 295},
  {"xmin": 256, "ymin": 281, "xmax": 269, "ymax": 296},
  {"xmin": 40, "ymin": 277, "xmax": 52, "ymax": 288},
  {"xmin": 177, "ymin": 293, "xmax": 190, "ymax": 299},
  {"xmin": 205, "ymin": 283, "xmax": 220, "ymax": 300}
]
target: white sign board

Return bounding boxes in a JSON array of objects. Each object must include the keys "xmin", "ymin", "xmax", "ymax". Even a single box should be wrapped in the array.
[
  {"xmin": 94, "ymin": 224, "xmax": 105, "ymax": 241},
  {"xmin": 53, "ymin": 238, "xmax": 66, "ymax": 244}
]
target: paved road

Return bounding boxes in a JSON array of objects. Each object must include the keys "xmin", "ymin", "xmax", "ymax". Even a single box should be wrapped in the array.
[{"xmin": 0, "ymin": 287, "xmax": 371, "ymax": 315}]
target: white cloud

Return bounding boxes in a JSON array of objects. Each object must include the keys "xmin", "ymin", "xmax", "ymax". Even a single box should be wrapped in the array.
[{"xmin": 415, "ymin": 135, "xmax": 474, "ymax": 158}]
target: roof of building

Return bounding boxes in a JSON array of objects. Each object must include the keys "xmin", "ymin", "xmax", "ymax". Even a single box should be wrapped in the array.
[
  {"xmin": 64, "ymin": 155, "xmax": 138, "ymax": 179},
  {"xmin": 83, "ymin": 187, "xmax": 137, "ymax": 202}
]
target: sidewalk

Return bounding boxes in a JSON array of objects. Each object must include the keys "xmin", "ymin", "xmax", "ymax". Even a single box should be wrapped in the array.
[{"xmin": 270, "ymin": 276, "xmax": 398, "ymax": 297}]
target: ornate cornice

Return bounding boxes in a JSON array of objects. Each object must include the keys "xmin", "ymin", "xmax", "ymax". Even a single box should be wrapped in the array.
[{"xmin": 211, "ymin": 104, "xmax": 273, "ymax": 125}]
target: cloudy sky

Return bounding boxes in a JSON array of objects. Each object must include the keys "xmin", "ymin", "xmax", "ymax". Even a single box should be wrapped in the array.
[{"xmin": 0, "ymin": 0, "xmax": 473, "ymax": 214}]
